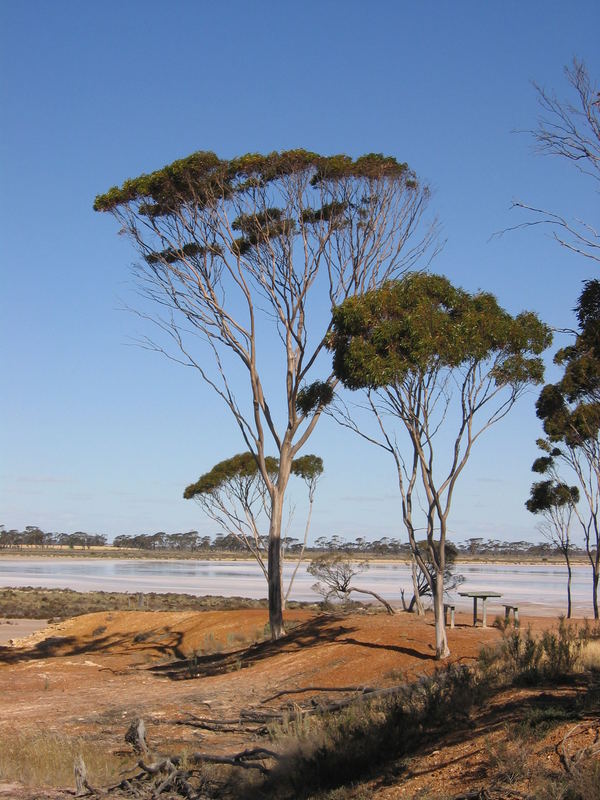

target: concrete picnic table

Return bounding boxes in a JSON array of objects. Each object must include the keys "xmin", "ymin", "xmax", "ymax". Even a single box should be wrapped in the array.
[{"xmin": 459, "ymin": 590, "xmax": 502, "ymax": 627}]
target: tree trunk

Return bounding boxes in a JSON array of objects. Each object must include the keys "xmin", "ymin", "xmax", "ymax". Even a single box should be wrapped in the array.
[
  {"xmin": 267, "ymin": 490, "xmax": 285, "ymax": 640},
  {"xmin": 433, "ymin": 573, "xmax": 449, "ymax": 659},
  {"xmin": 411, "ymin": 559, "xmax": 425, "ymax": 615},
  {"xmin": 566, "ymin": 556, "xmax": 572, "ymax": 619},
  {"xmin": 593, "ymin": 567, "xmax": 599, "ymax": 620}
]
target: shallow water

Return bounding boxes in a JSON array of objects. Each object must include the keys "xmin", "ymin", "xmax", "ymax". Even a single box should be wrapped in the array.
[{"xmin": 0, "ymin": 557, "xmax": 595, "ymax": 616}]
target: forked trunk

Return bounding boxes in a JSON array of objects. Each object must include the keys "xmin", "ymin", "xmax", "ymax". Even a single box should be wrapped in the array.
[{"xmin": 433, "ymin": 573, "xmax": 449, "ymax": 659}]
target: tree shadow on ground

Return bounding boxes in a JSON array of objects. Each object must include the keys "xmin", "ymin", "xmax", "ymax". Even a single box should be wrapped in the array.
[
  {"xmin": 339, "ymin": 635, "xmax": 434, "ymax": 660},
  {"xmin": 0, "ymin": 625, "xmax": 190, "ymax": 665},
  {"xmin": 149, "ymin": 615, "xmax": 361, "ymax": 680}
]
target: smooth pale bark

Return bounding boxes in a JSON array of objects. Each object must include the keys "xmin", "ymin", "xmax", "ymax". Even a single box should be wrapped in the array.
[
  {"xmin": 411, "ymin": 559, "xmax": 425, "ymax": 615},
  {"xmin": 433, "ymin": 572, "xmax": 449, "ymax": 659}
]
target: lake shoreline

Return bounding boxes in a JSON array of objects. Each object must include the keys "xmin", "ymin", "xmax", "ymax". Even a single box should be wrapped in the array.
[
  {"xmin": 0, "ymin": 550, "xmax": 590, "ymax": 566},
  {"xmin": 0, "ymin": 556, "xmax": 595, "ymax": 617}
]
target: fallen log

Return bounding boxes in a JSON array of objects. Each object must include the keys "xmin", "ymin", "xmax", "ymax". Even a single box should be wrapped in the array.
[{"xmin": 261, "ymin": 685, "xmax": 374, "ymax": 703}]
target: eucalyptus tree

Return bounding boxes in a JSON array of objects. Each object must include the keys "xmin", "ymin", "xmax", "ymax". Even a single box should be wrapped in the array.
[
  {"xmin": 526, "ymin": 446, "xmax": 579, "ymax": 618},
  {"xmin": 94, "ymin": 150, "xmax": 436, "ymax": 638},
  {"xmin": 536, "ymin": 279, "xmax": 600, "ymax": 618},
  {"xmin": 328, "ymin": 273, "xmax": 550, "ymax": 658},
  {"xmin": 184, "ymin": 452, "xmax": 323, "ymax": 604}
]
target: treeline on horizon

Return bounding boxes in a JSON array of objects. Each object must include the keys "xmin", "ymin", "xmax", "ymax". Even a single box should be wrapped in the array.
[{"xmin": 0, "ymin": 525, "xmax": 585, "ymax": 557}]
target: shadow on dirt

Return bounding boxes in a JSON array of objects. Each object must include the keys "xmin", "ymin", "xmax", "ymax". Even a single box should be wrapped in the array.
[
  {"xmin": 149, "ymin": 615, "xmax": 361, "ymax": 680},
  {"xmin": 0, "ymin": 625, "xmax": 190, "ymax": 665},
  {"xmin": 0, "ymin": 615, "xmax": 352, "ymax": 671}
]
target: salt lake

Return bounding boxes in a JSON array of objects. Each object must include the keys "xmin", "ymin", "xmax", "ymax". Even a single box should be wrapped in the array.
[{"xmin": 0, "ymin": 558, "xmax": 596, "ymax": 617}]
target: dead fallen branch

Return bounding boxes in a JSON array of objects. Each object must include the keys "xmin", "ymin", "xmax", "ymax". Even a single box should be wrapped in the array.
[
  {"xmin": 167, "ymin": 681, "xmax": 409, "ymax": 737},
  {"xmin": 347, "ymin": 585, "xmax": 396, "ymax": 614},
  {"xmin": 261, "ymin": 685, "xmax": 374, "ymax": 703},
  {"xmin": 557, "ymin": 718, "xmax": 600, "ymax": 773}
]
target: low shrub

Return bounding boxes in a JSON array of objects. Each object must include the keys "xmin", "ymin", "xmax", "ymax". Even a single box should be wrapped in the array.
[
  {"xmin": 261, "ymin": 664, "xmax": 483, "ymax": 798},
  {"xmin": 483, "ymin": 619, "xmax": 592, "ymax": 686}
]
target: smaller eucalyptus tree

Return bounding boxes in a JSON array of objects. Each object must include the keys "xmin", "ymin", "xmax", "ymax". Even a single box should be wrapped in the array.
[
  {"xmin": 526, "ymin": 441, "xmax": 580, "ymax": 617},
  {"xmin": 184, "ymin": 452, "xmax": 323, "ymax": 604},
  {"xmin": 328, "ymin": 273, "xmax": 550, "ymax": 658}
]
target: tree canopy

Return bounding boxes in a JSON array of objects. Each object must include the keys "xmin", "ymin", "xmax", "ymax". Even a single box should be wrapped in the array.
[
  {"xmin": 94, "ymin": 150, "xmax": 414, "ymax": 215},
  {"xmin": 526, "ymin": 477, "xmax": 580, "ymax": 515},
  {"xmin": 184, "ymin": 452, "xmax": 323, "ymax": 500},
  {"xmin": 329, "ymin": 273, "xmax": 550, "ymax": 390}
]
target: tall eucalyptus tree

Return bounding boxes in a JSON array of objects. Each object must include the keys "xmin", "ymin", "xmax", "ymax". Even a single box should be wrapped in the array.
[{"xmin": 95, "ymin": 150, "xmax": 436, "ymax": 638}]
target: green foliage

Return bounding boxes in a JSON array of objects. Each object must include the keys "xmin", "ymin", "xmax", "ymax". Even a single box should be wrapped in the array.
[
  {"xmin": 296, "ymin": 381, "xmax": 335, "ymax": 415},
  {"xmin": 291, "ymin": 454, "xmax": 324, "ymax": 482},
  {"xmin": 94, "ymin": 150, "xmax": 415, "ymax": 215},
  {"xmin": 231, "ymin": 208, "xmax": 297, "ymax": 253},
  {"xmin": 184, "ymin": 451, "xmax": 323, "ymax": 499},
  {"xmin": 537, "ymin": 279, "xmax": 600, "ymax": 444},
  {"xmin": 300, "ymin": 201, "xmax": 348, "ymax": 225},
  {"xmin": 183, "ymin": 452, "xmax": 278, "ymax": 498},
  {"xmin": 144, "ymin": 241, "xmax": 221, "ymax": 265},
  {"xmin": 328, "ymin": 273, "xmax": 550, "ymax": 390},
  {"xmin": 526, "ymin": 479, "xmax": 579, "ymax": 514},
  {"xmin": 307, "ymin": 553, "xmax": 369, "ymax": 598}
]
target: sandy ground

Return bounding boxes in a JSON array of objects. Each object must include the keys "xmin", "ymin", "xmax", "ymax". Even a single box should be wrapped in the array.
[
  {"xmin": 0, "ymin": 618, "xmax": 48, "ymax": 645},
  {"xmin": 0, "ymin": 608, "xmax": 592, "ymax": 798}
]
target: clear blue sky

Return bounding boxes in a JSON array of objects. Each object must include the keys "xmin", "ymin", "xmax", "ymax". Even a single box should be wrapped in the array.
[{"xmin": 2, "ymin": 1, "xmax": 599, "ymax": 544}]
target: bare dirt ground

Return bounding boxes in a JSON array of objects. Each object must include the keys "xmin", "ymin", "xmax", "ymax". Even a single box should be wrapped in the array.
[
  {"xmin": 0, "ymin": 609, "xmax": 593, "ymax": 798},
  {"xmin": 0, "ymin": 618, "xmax": 48, "ymax": 645}
]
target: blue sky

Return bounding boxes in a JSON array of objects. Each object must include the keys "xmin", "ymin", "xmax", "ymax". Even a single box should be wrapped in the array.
[{"xmin": 2, "ymin": 1, "xmax": 599, "ymax": 544}]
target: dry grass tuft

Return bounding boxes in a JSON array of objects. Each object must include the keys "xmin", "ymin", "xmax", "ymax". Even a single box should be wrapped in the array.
[{"xmin": 0, "ymin": 728, "xmax": 130, "ymax": 787}]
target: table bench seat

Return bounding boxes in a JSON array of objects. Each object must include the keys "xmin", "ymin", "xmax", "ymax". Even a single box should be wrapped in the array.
[
  {"xmin": 459, "ymin": 591, "xmax": 502, "ymax": 627},
  {"xmin": 444, "ymin": 603, "xmax": 456, "ymax": 629}
]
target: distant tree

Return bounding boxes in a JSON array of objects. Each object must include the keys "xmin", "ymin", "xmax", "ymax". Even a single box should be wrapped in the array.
[
  {"xmin": 508, "ymin": 60, "xmax": 600, "ymax": 264},
  {"xmin": 526, "ymin": 447, "xmax": 579, "ymax": 617},
  {"xmin": 184, "ymin": 452, "xmax": 323, "ymax": 604},
  {"xmin": 463, "ymin": 537, "xmax": 484, "ymax": 556},
  {"xmin": 328, "ymin": 273, "xmax": 550, "ymax": 658},
  {"xmin": 307, "ymin": 553, "xmax": 395, "ymax": 614},
  {"xmin": 24, "ymin": 526, "xmax": 45, "ymax": 547}
]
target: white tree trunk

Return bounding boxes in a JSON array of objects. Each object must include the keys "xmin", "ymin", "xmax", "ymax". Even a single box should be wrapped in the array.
[{"xmin": 433, "ymin": 572, "xmax": 449, "ymax": 659}]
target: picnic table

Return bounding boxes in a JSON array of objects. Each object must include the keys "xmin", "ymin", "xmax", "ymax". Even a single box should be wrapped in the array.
[{"xmin": 459, "ymin": 590, "xmax": 502, "ymax": 627}]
